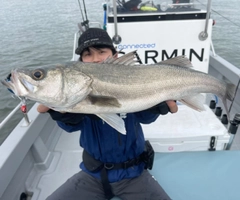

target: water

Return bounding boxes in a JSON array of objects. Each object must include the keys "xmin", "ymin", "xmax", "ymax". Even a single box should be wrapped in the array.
[
  {"xmin": 0, "ymin": 0, "xmax": 103, "ymax": 143},
  {"xmin": 0, "ymin": 0, "xmax": 239, "ymax": 143},
  {"xmin": 211, "ymin": 0, "xmax": 240, "ymax": 67}
]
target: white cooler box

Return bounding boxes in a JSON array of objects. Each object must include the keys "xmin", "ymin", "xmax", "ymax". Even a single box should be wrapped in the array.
[{"xmin": 142, "ymin": 104, "xmax": 230, "ymax": 152}]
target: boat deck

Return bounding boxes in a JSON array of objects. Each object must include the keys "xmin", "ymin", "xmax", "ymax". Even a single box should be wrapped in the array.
[
  {"xmin": 26, "ymin": 104, "xmax": 240, "ymax": 200},
  {"xmin": 28, "ymin": 127, "xmax": 240, "ymax": 200},
  {"xmin": 28, "ymin": 129, "xmax": 83, "ymax": 200}
]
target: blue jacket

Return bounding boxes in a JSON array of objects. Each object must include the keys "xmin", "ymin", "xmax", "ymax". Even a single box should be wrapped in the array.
[
  {"xmin": 48, "ymin": 102, "xmax": 170, "ymax": 183},
  {"xmin": 55, "ymin": 111, "xmax": 160, "ymax": 183}
]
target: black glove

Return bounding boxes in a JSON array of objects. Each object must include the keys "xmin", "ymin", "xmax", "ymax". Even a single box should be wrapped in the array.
[
  {"xmin": 47, "ymin": 109, "xmax": 85, "ymax": 125},
  {"xmin": 147, "ymin": 101, "xmax": 171, "ymax": 115},
  {"xmin": 47, "ymin": 109, "xmax": 100, "ymax": 125}
]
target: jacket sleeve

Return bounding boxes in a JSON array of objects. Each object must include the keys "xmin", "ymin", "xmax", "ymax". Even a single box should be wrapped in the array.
[
  {"xmin": 47, "ymin": 109, "xmax": 85, "ymax": 132},
  {"xmin": 134, "ymin": 101, "xmax": 171, "ymax": 124}
]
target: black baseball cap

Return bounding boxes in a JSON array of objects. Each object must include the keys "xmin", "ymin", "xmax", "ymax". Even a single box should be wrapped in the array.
[{"xmin": 75, "ymin": 28, "xmax": 115, "ymax": 55}]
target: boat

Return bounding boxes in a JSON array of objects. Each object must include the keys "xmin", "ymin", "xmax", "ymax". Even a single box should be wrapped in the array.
[{"xmin": 1, "ymin": 0, "xmax": 240, "ymax": 199}]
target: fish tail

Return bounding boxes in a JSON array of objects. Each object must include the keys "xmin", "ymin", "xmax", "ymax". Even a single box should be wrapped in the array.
[
  {"xmin": 223, "ymin": 83, "xmax": 237, "ymax": 120},
  {"xmin": 226, "ymin": 83, "xmax": 237, "ymax": 101}
]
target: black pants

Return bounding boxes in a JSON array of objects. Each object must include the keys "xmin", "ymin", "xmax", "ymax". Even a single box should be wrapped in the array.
[{"xmin": 46, "ymin": 170, "xmax": 171, "ymax": 200}]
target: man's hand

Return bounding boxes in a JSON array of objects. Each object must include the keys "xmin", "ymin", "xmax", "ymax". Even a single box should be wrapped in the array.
[
  {"xmin": 37, "ymin": 104, "xmax": 66, "ymax": 114},
  {"xmin": 147, "ymin": 100, "xmax": 178, "ymax": 115},
  {"xmin": 166, "ymin": 100, "xmax": 178, "ymax": 113},
  {"xmin": 37, "ymin": 104, "xmax": 50, "ymax": 113}
]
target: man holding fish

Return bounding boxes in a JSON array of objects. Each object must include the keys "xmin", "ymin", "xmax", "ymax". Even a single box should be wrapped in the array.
[
  {"xmin": 3, "ymin": 26, "xmax": 235, "ymax": 199},
  {"xmin": 38, "ymin": 28, "xmax": 177, "ymax": 200}
]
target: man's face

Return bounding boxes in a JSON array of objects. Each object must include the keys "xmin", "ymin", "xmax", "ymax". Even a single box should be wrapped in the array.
[{"xmin": 81, "ymin": 47, "xmax": 113, "ymax": 63}]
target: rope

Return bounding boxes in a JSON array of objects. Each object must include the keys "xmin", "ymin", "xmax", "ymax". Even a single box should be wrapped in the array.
[
  {"xmin": 211, "ymin": 8, "xmax": 240, "ymax": 28},
  {"xmin": 195, "ymin": 0, "xmax": 240, "ymax": 28},
  {"xmin": 77, "ymin": 0, "xmax": 89, "ymax": 29},
  {"xmin": 77, "ymin": 0, "xmax": 85, "ymax": 22},
  {"xmin": 82, "ymin": 0, "xmax": 88, "ymax": 22}
]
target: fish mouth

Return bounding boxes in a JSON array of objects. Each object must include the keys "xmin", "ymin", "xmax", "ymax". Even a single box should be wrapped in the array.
[
  {"xmin": 19, "ymin": 77, "xmax": 34, "ymax": 93},
  {"xmin": 1, "ymin": 73, "xmax": 17, "ymax": 94},
  {"xmin": 1, "ymin": 70, "xmax": 34, "ymax": 96}
]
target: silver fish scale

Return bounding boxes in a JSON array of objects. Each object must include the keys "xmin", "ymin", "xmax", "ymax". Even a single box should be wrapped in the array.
[
  {"xmin": 1, "ymin": 53, "xmax": 236, "ymax": 133},
  {"xmin": 61, "ymin": 61, "xmax": 228, "ymax": 114},
  {"xmin": 2, "ymin": 55, "xmax": 232, "ymax": 115}
]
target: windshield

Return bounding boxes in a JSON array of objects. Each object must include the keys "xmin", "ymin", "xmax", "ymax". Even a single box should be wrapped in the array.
[{"xmin": 107, "ymin": 0, "xmax": 208, "ymax": 15}]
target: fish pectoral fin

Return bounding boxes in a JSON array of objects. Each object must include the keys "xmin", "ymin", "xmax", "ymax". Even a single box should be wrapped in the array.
[
  {"xmin": 179, "ymin": 94, "xmax": 206, "ymax": 111},
  {"xmin": 96, "ymin": 114, "xmax": 126, "ymax": 135},
  {"xmin": 88, "ymin": 95, "xmax": 121, "ymax": 107},
  {"xmin": 158, "ymin": 56, "xmax": 193, "ymax": 68}
]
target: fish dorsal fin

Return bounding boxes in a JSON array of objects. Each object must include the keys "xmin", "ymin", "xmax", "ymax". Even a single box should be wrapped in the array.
[
  {"xmin": 88, "ymin": 95, "xmax": 121, "ymax": 107},
  {"xmin": 102, "ymin": 56, "xmax": 115, "ymax": 64},
  {"xmin": 96, "ymin": 113, "xmax": 126, "ymax": 135},
  {"xmin": 158, "ymin": 56, "xmax": 193, "ymax": 68},
  {"xmin": 103, "ymin": 51, "xmax": 137, "ymax": 66}
]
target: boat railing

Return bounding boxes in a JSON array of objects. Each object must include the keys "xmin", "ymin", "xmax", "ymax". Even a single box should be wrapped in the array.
[
  {"xmin": 108, "ymin": 0, "xmax": 208, "ymax": 14},
  {"xmin": 210, "ymin": 52, "xmax": 240, "ymax": 88},
  {"xmin": 0, "ymin": 103, "xmax": 22, "ymax": 130},
  {"xmin": 0, "ymin": 99, "xmax": 34, "ymax": 145},
  {"xmin": 0, "ymin": 102, "xmax": 55, "ymax": 198},
  {"xmin": 0, "ymin": 98, "xmax": 31, "ymax": 131},
  {"xmin": 71, "ymin": 31, "xmax": 79, "ymax": 61}
]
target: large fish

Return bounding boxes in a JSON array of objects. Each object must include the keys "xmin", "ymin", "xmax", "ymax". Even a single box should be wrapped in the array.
[{"xmin": 1, "ymin": 52, "xmax": 236, "ymax": 134}]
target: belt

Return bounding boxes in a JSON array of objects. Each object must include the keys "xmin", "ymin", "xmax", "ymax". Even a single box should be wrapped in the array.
[
  {"xmin": 82, "ymin": 140, "xmax": 154, "ymax": 200},
  {"xmin": 83, "ymin": 150, "xmax": 144, "ymax": 200}
]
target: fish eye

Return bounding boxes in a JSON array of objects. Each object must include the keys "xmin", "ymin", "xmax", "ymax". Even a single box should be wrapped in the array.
[{"xmin": 31, "ymin": 69, "xmax": 45, "ymax": 80}]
